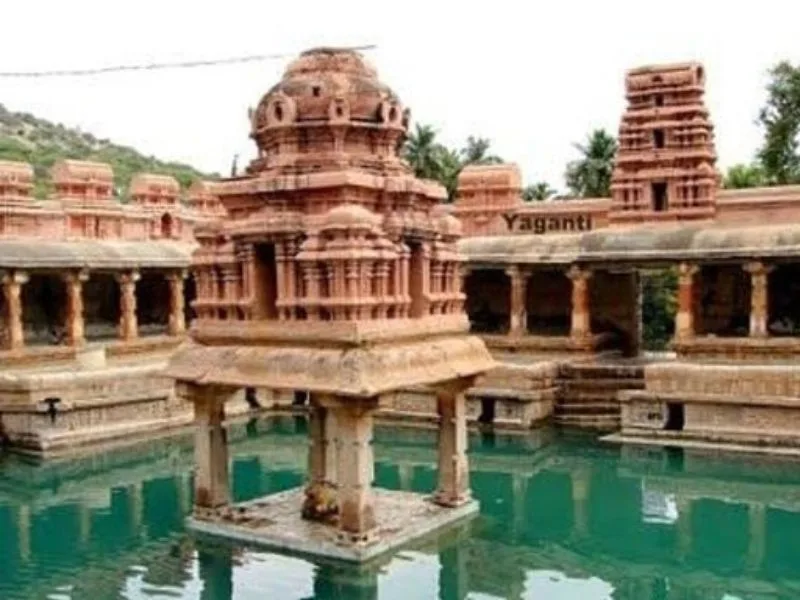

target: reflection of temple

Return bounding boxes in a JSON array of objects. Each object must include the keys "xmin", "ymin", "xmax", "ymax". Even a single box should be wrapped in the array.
[{"xmin": 3, "ymin": 422, "xmax": 800, "ymax": 599}]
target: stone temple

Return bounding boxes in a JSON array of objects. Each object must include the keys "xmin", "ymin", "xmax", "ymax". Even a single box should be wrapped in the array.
[{"xmin": 164, "ymin": 47, "xmax": 494, "ymax": 560}]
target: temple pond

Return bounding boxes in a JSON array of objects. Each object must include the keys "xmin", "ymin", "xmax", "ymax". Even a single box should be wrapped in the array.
[{"xmin": 1, "ymin": 418, "xmax": 800, "ymax": 599}]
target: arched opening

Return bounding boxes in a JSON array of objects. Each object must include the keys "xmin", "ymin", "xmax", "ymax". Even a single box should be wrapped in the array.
[
  {"xmin": 768, "ymin": 264, "xmax": 800, "ymax": 336},
  {"xmin": 160, "ymin": 213, "xmax": 173, "ymax": 239},
  {"xmin": 525, "ymin": 269, "xmax": 571, "ymax": 336},
  {"xmin": 136, "ymin": 272, "xmax": 170, "ymax": 336},
  {"xmin": 21, "ymin": 273, "xmax": 66, "ymax": 346},
  {"xmin": 84, "ymin": 273, "xmax": 121, "ymax": 341},
  {"xmin": 464, "ymin": 269, "xmax": 510, "ymax": 334},
  {"xmin": 696, "ymin": 265, "xmax": 750, "ymax": 337},
  {"xmin": 253, "ymin": 243, "xmax": 278, "ymax": 319}
]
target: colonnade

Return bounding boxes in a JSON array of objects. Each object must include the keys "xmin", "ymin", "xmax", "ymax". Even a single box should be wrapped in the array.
[{"xmin": 0, "ymin": 268, "xmax": 188, "ymax": 352}]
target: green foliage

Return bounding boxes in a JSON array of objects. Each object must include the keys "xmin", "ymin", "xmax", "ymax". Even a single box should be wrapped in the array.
[
  {"xmin": 757, "ymin": 61, "xmax": 800, "ymax": 185},
  {"xmin": 522, "ymin": 181, "xmax": 556, "ymax": 202},
  {"xmin": 565, "ymin": 129, "xmax": 617, "ymax": 198},
  {"xmin": 0, "ymin": 102, "xmax": 216, "ymax": 200},
  {"xmin": 402, "ymin": 123, "xmax": 504, "ymax": 202},
  {"xmin": 641, "ymin": 269, "xmax": 678, "ymax": 351},
  {"xmin": 723, "ymin": 163, "xmax": 766, "ymax": 189}
]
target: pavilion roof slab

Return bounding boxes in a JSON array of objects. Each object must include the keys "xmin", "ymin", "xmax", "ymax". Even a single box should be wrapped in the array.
[
  {"xmin": 459, "ymin": 223, "xmax": 800, "ymax": 266},
  {"xmin": 0, "ymin": 240, "xmax": 195, "ymax": 270}
]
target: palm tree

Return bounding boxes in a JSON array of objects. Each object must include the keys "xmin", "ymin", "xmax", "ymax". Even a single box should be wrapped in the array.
[
  {"xmin": 402, "ymin": 124, "xmax": 442, "ymax": 180},
  {"xmin": 564, "ymin": 129, "xmax": 617, "ymax": 197},
  {"xmin": 460, "ymin": 136, "xmax": 503, "ymax": 166},
  {"xmin": 522, "ymin": 181, "xmax": 557, "ymax": 202},
  {"xmin": 723, "ymin": 163, "xmax": 766, "ymax": 189}
]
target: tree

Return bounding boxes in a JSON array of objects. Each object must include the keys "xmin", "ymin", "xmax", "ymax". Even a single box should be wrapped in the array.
[
  {"xmin": 402, "ymin": 123, "xmax": 442, "ymax": 181},
  {"xmin": 522, "ymin": 181, "xmax": 556, "ymax": 201},
  {"xmin": 723, "ymin": 163, "xmax": 766, "ymax": 189},
  {"xmin": 564, "ymin": 129, "xmax": 617, "ymax": 198},
  {"xmin": 757, "ymin": 61, "xmax": 800, "ymax": 185},
  {"xmin": 460, "ymin": 136, "xmax": 502, "ymax": 166}
]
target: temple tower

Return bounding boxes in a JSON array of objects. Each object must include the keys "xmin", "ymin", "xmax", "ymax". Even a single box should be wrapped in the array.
[
  {"xmin": 166, "ymin": 47, "xmax": 493, "ymax": 558},
  {"xmin": 609, "ymin": 63, "xmax": 719, "ymax": 225}
]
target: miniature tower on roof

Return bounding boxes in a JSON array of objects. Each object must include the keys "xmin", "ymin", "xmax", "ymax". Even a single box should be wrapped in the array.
[
  {"xmin": 609, "ymin": 62, "xmax": 720, "ymax": 225},
  {"xmin": 166, "ymin": 47, "xmax": 493, "ymax": 560}
]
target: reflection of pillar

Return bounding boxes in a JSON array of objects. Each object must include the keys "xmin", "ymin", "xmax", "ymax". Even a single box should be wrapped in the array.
[
  {"xmin": 439, "ymin": 526, "xmax": 470, "ymax": 600},
  {"xmin": 747, "ymin": 503, "xmax": 766, "ymax": 571},
  {"xmin": 397, "ymin": 463, "xmax": 414, "ymax": 491},
  {"xmin": 17, "ymin": 504, "xmax": 30, "ymax": 562},
  {"xmin": 313, "ymin": 563, "xmax": 379, "ymax": 600},
  {"xmin": 190, "ymin": 385, "xmax": 233, "ymax": 510},
  {"xmin": 506, "ymin": 266, "xmax": 527, "ymax": 336},
  {"xmin": 571, "ymin": 469, "xmax": 589, "ymax": 539},
  {"xmin": 434, "ymin": 378, "xmax": 473, "ymax": 507},
  {"xmin": 676, "ymin": 497, "xmax": 692, "ymax": 559},
  {"xmin": 129, "ymin": 482, "xmax": 143, "ymax": 535},
  {"xmin": 78, "ymin": 503, "xmax": 92, "ymax": 545},
  {"xmin": 116, "ymin": 270, "xmax": 140, "ymax": 341},
  {"xmin": 63, "ymin": 270, "xmax": 88, "ymax": 346},
  {"xmin": 326, "ymin": 396, "xmax": 380, "ymax": 540},
  {"xmin": 168, "ymin": 270, "xmax": 187, "ymax": 336},
  {"xmin": 675, "ymin": 263, "xmax": 698, "ymax": 341},
  {"xmin": 2, "ymin": 271, "xmax": 28, "ymax": 351},
  {"xmin": 198, "ymin": 544, "xmax": 234, "ymax": 600},
  {"xmin": 176, "ymin": 474, "xmax": 192, "ymax": 515},
  {"xmin": 511, "ymin": 474, "xmax": 528, "ymax": 541},
  {"xmin": 744, "ymin": 261, "xmax": 772, "ymax": 338},
  {"xmin": 567, "ymin": 265, "xmax": 592, "ymax": 341}
]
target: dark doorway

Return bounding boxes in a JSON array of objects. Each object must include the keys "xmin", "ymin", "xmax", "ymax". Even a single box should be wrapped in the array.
[
  {"xmin": 652, "ymin": 182, "xmax": 668, "ymax": 212},
  {"xmin": 665, "ymin": 403, "xmax": 685, "ymax": 431},
  {"xmin": 84, "ymin": 274, "xmax": 120, "ymax": 341},
  {"xmin": 293, "ymin": 390, "xmax": 309, "ymax": 407},
  {"xmin": 21, "ymin": 274, "xmax": 66, "ymax": 346},
  {"xmin": 254, "ymin": 244, "xmax": 278, "ymax": 319},
  {"xmin": 160, "ymin": 213, "xmax": 174, "ymax": 239},
  {"xmin": 136, "ymin": 272, "xmax": 170, "ymax": 336},
  {"xmin": 768, "ymin": 264, "xmax": 800, "ymax": 336},
  {"xmin": 464, "ymin": 269, "xmax": 510, "ymax": 334},
  {"xmin": 697, "ymin": 265, "xmax": 750, "ymax": 337},
  {"xmin": 653, "ymin": 129, "xmax": 665, "ymax": 149},
  {"xmin": 478, "ymin": 397, "xmax": 496, "ymax": 426},
  {"xmin": 654, "ymin": 94, "xmax": 664, "ymax": 107},
  {"xmin": 526, "ymin": 270, "xmax": 571, "ymax": 336}
]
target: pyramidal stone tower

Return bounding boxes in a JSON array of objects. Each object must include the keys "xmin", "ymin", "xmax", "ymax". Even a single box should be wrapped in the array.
[
  {"xmin": 166, "ymin": 47, "xmax": 494, "ymax": 561},
  {"xmin": 609, "ymin": 63, "xmax": 720, "ymax": 225}
]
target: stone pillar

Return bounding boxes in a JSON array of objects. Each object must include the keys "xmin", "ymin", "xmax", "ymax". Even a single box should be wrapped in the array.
[
  {"xmin": 188, "ymin": 384, "xmax": 234, "ymax": 510},
  {"xmin": 168, "ymin": 270, "xmax": 187, "ymax": 336},
  {"xmin": 676, "ymin": 263, "xmax": 699, "ymax": 341},
  {"xmin": 306, "ymin": 396, "xmax": 336, "ymax": 488},
  {"xmin": 116, "ymin": 270, "xmax": 140, "ymax": 341},
  {"xmin": 506, "ymin": 266, "xmax": 527, "ymax": 336},
  {"xmin": 327, "ymin": 396, "xmax": 380, "ymax": 541},
  {"xmin": 744, "ymin": 261, "xmax": 772, "ymax": 338},
  {"xmin": 63, "ymin": 270, "xmax": 88, "ymax": 346},
  {"xmin": 433, "ymin": 377, "xmax": 473, "ymax": 507},
  {"xmin": 2, "ymin": 271, "xmax": 27, "ymax": 351},
  {"xmin": 567, "ymin": 265, "xmax": 592, "ymax": 341}
]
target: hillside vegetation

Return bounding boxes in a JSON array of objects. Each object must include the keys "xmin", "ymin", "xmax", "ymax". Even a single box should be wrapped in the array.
[{"xmin": 0, "ymin": 103, "xmax": 216, "ymax": 200}]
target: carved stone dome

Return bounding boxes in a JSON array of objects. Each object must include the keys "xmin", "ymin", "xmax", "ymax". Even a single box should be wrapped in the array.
[
  {"xmin": 251, "ymin": 47, "xmax": 407, "ymax": 135},
  {"xmin": 320, "ymin": 203, "xmax": 380, "ymax": 231}
]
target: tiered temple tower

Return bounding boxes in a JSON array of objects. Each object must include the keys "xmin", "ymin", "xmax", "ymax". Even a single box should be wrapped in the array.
[
  {"xmin": 166, "ymin": 47, "xmax": 493, "ymax": 555},
  {"xmin": 609, "ymin": 63, "xmax": 720, "ymax": 225}
]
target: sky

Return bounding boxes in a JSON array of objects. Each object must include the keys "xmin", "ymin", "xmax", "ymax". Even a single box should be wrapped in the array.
[{"xmin": 1, "ymin": 0, "xmax": 798, "ymax": 191}]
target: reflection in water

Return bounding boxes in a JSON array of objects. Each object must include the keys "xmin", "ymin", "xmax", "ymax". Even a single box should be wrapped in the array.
[{"xmin": 2, "ymin": 418, "xmax": 800, "ymax": 599}]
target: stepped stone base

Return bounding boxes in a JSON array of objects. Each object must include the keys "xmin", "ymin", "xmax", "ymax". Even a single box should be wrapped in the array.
[{"xmin": 189, "ymin": 487, "xmax": 479, "ymax": 563}]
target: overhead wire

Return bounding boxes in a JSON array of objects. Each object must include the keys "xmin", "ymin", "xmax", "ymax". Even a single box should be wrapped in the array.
[{"xmin": 0, "ymin": 45, "xmax": 377, "ymax": 78}]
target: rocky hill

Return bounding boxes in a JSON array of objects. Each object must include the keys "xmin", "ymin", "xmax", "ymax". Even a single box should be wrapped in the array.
[{"xmin": 0, "ymin": 103, "xmax": 217, "ymax": 199}]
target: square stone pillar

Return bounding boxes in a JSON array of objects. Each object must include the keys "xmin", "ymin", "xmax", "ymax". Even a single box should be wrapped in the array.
[
  {"xmin": 63, "ymin": 270, "xmax": 89, "ymax": 347},
  {"xmin": 185, "ymin": 383, "xmax": 236, "ymax": 510},
  {"xmin": 1, "ymin": 271, "xmax": 28, "ymax": 351},
  {"xmin": 116, "ymin": 270, "xmax": 140, "ymax": 341},
  {"xmin": 744, "ymin": 261, "xmax": 772, "ymax": 338},
  {"xmin": 675, "ymin": 263, "xmax": 699, "ymax": 341},
  {"xmin": 168, "ymin": 270, "xmax": 187, "ymax": 336},
  {"xmin": 325, "ymin": 396, "xmax": 380, "ymax": 541},
  {"xmin": 506, "ymin": 266, "xmax": 528, "ymax": 336},
  {"xmin": 433, "ymin": 377, "xmax": 474, "ymax": 507},
  {"xmin": 567, "ymin": 265, "xmax": 592, "ymax": 341}
]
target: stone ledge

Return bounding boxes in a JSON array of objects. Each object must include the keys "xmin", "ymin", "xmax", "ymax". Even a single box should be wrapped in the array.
[
  {"xmin": 619, "ymin": 390, "xmax": 800, "ymax": 408},
  {"xmin": 188, "ymin": 487, "xmax": 478, "ymax": 564}
]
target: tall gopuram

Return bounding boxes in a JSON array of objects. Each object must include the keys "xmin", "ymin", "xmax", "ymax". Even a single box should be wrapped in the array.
[
  {"xmin": 165, "ymin": 47, "xmax": 494, "ymax": 561},
  {"xmin": 609, "ymin": 63, "xmax": 720, "ymax": 225}
]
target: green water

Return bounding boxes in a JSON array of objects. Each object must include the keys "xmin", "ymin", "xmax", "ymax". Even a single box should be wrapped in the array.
[{"xmin": 2, "ymin": 418, "xmax": 800, "ymax": 599}]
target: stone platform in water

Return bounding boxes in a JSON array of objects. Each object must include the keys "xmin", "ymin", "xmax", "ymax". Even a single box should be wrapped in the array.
[{"xmin": 188, "ymin": 487, "xmax": 479, "ymax": 563}]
